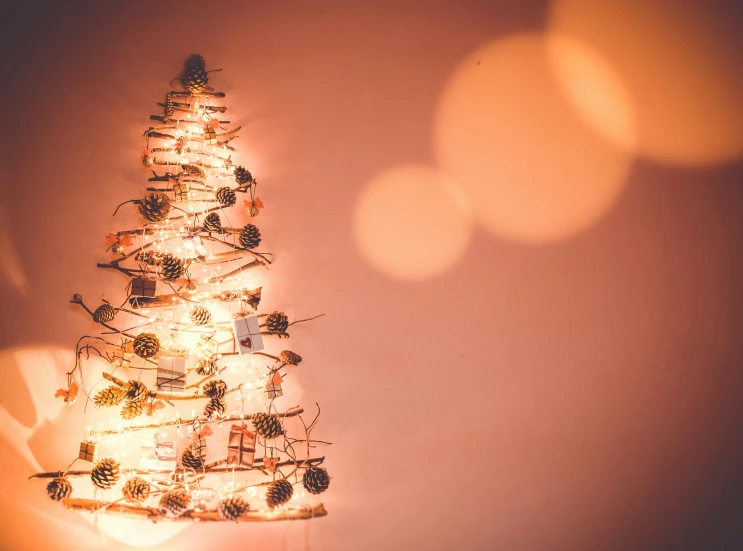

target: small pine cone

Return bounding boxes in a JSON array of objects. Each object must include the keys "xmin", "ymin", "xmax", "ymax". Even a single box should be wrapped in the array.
[
  {"xmin": 126, "ymin": 380, "xmax": 149, "ymax": 404},
  {"xmin": 218, "ymin": 495, "xmax": 249, "ymax": 520},
  {"xmin": 302, "ymin": 466, "xmax": 331, "ymax": 494},
  {"xmin": 159, "ymin": 487, "xmax": 192, "ymax": 517},
  {"xmin": 133, "ymin": 333, "xmax": 160, "ymax": 358},
  {"xmin": 234, "ymin": 166, "xmax": 253, "ymax": 185},
  {"xmin": 265, "ymin": 312, "xmax": 289, "ymax": 335},
  {"xmin": 204, "ymin": 397, "xmax": 226, "ymax": 420},
  {"xmin": 122, "ymin": 477, "xmax": 150, "ymax": 503},
  {"xmin": 46, "ymin": 477, "xmax": 72, "ymax": 501},
  {"xmin": 138, "ymin": 192, "xmax": 172, "ymax": 222},
  {"xmin": 182, "ymin": 164, "xmax": 205, "ymax": 179},
  {"xmin": 121, "ymin": 400, "xmax": 144, "ymax": 420},
  {"xmin": 215, "ymin": 186, "xmax": 236, "ymax": 206},
  {"xmin": 252, "ymin": 412, "xmax": 284, "ymax": 439},
  {"xmin": 265, "ymin": 479, "xmax": 293, "ymax": 509},
  {"xmin": 181, "ymin": 445, "xmax": 204, "ymax": 470},
  {"xmin": 203, "ymin": 379, "xmax": 227, "ymax": 399},
  {"xmin": 164, "ymin": 96, "xmax": 176, "ymax": 117},
  {"xmin": 92, "ymin": 304, "xmax": 116, "ymax": 324},
  {"xmin": 279, "ymin": 350, "xmax": 302, "ymax": 366},
  {"xmin": 160, "ymin": 254, "xmax": 185, "ymax": 281},
  {"xmin": 203, "ymin": 212, "xmax": 222, "ymax": 232},
  {"xmin": 135, "ymin": 251, "xmax": 162, "ymax": 265},
  {"xmin": 180, "ymin": 54, "xmax": 208, "ymax": 94},
  {"xmin": 91, "ymin": 458, "xmax": 121, "ymax": 490},
  {"xmin": 196, "ymin": 358, "xmax": 217, "ymax": 376},
  {"xmin": 238, "ymin": 224, "xmax": 261, "ymax": 249},
  {"xmin": 189, "ymin": 305, "xmax": 212, "ymax": 326},
  {"xmin": 93, "ymin": 386, "xmax": 127, "ymax": 407}
]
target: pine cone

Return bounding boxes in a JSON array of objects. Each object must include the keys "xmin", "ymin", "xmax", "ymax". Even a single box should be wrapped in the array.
[
  {"xmin": 203, "ymin": 379, "xmax": 227, "ymax": 399},
  {"xmin": 91, "ymin": 458, "xmax": 121, "ymax": 490},
  {"xmin": 182, "ymin": 164, "xmax": 205, "ymax": 179},
  {"xmin": 279, "ymin": 350, "xmax": 302, "ymax": 366},
  {"xmin": 238, "ymin": 224, "xmax": 261, "ymax": 249},
  {"xmin": 121, "ymin": 400, "xmax": 144, "ymax": 420},
  {"xmin": 234, "ymin": 166, "xmax": 253, "ymax": 185},
  {"xmin": 135, "ymin": 251, "xmax": 162, "ymax": 265},
  {"xmin": 180, "ymin": 54, "xmax": 209, "ymax": 94},
  {"xmin": 265, "ymin": 479, "xmax": 293, "ymax": 509},
  {"xmin": 160, "ymin": 253, "xmax": 185, "ymax": 281},
  {"xmin": 164, "ymin": 96, "xmax": 176, "ymax": 117},
  {"xmin": 181, "ymin": 445, "xmax": 204, "ymax": 470},
  {"xmin": 302, "ymin": 466, "xmax": 330, "ymax": 494},
  {"xmin": 126, "ymin": 380, "xmax": 149, "ymax": 404},
  {"xmin": 218, "ymin": 495, "xmax": 249, "ymax": 520},
  {"xmin": 189, "ymin": 305, "xmax": 212, "ymax": 326},
  {"xmin": 196, "ymin": 358, "xmax": 217, "ymax": 376},
  {"xmin": 92, "ymin": 303, "xmax": 116, "ymax": 324},
  {"xmin": 46, "ymin": 477, "xmax": 72, "ymax": 501},
  {"xmin": 203, "ymin": 212, "xmax": 222, "ymax": 232},
  {"xmin": 215, "ymin": 186, "xmax": 236, "ymax": 206},
  {"xmin": 204, "ymin": 397, "xmax": 226, "ymax": 420},
  {"xmin": 252, "ymin": 412, "xmax": 284, "ymax": 439},
  {"xmin": 133, "ymin": 333, "xmax": 160, "ymax": 358},
  {"xmin": 265, "ymin": 312, "xmax": 289, "ymax": 335},
  {"xmin": 138, "ymin": 192, "xmax": 171, "ymax": 222},
  {"xmin": 159, "ymin": 487, "xmax": 192, "ymax": 517},
  {"xmin": 93, "ymin": 386, "xmax": 127, "ymax": 407},
  {"xmin": 122, "ymin": 477, "xmax": 150, "ymax": 503}
]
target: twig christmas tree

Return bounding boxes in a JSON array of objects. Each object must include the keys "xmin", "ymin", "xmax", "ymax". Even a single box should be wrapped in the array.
[{"xmin": 31, "ymin": 55, "xmax": 331, "ymax": 523}]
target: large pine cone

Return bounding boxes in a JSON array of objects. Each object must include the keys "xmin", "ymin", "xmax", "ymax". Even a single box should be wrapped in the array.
[
  {"xmin": 265, "ymin": 479, "xmax": 293, "ymax": 509},
  {"xmin": 204, "ymin": 397, "xmax": 226, "ymax": 420},
  {"xmin": 121, "ymin": 400, "xmax": 144, "ymax": 420},
  {"xmin": 159, "ymin": 487, "xmax": 192, "ymax": 517},
  {"xmin": 238, "ymin": 224, "xmax": 261, "ymax": 249},
  {"xmin": 93, "ymin": 304, "xmax": 116, "ymax": 324},
  {"xmin": 302, "ymin": 466, "xmax": 331, "ymax": 494},
  {"xmin": 122, "ymin": 477, "xmax": 150, "ymax": 503},
  {"xmin": 126, "ymin": 380, "xmax": 149, "ymax": 404},
  {"xmin": 203, "ymin": 379, "xmax": 227, "ymax": 399},
  {"xmin": 189, "ymin": 305, "xmax": 212, "ymax": 326},
  {"xmin": 215, "ymin": 186, "xmax": 236, "ymax": 206},
  {"xmin": 203, "ymin": 212, "xmax": 222, "ymax": 232},
  {"xmin": 279, "ymin": 350, "xmax": 302, "ymax": 366},
  {"xmin": 133, "ymin": 333, "xmax": 160, "ymax": 358},
  {"xmin": 234, "ymin": 166, "xmax": 253, "ymax": 185},
  {"xmin": 139, "ymin": 192, "xmax": 171, "ymax": 222},
  {"xmin": 46, "ymin": 477, "xmax": 72, "ymax": 501},
  {"xmin": 265, "ymin": 312, "xmax": 289, "ymax": 334},
  {"xmin": 181, "ymin": 445, "xmax": 204, "ymax": 470},
  {"xmin": 160, "ymin": 254, "xmax": 185, "ymax": 281},
  {"xmin": 218, "ymin": 495, "xmax": 249, "ymax": 520},
  {"xmin": 93, "ymin": 386, "xmax": 127, "ymax": 407},
  {"xmin": 252, "ymin": 412, "xmax": 284, "ymax": 439},
  {"xmin": 196, "ymin": 358, "xmax": 217, "ymax": 376},
  {"xmin": 91, "ymin": 458, "xmax": 121, "ymax": 490},
  {"xmin": 180, "ymin": 54, "xmax": 208, "ymax": 93}
]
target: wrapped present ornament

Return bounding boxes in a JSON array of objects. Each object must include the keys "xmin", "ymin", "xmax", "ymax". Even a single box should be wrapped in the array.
[
  {"xmin": 181, "ymin": 236, "xmax": 207, "ymax": 258},
  {"xmin": 264, "ymin": 372, "xmax": 283, "ymax": 400},
  {"xmin": 130, "ymin": 277, "xmax": 156, "ymax": 297},
  {"xmin": 231, "ymin": 314, "xmax": 265, "ymax": 354},
  {"xmin": 226, "ymin": 425, "xmax": 256, "ymax": 467},
  {"xmin": 78, "ymin": 439, "xmax": 99, "ymax": 462},
  {"xmin": 197, "ymin": 334, "xmax": 219, "ymax": 356},
  {"xmin": 204, "ymin": 128, "xmax": 217, "ymax": 145},
  {"xmin": 157, "ymin": 356, "xmax": 186, "ymax": 392},
  {"xmin": 141, "ymin": 434, "xmax": 177, "ymax": 471},
  {"xmin": 173, "ymin": 182, "xmax": 190, "ymax": 202},
  {"xmin": 188, "ymin": 422, "xmax": 213, "ymax": 459}
]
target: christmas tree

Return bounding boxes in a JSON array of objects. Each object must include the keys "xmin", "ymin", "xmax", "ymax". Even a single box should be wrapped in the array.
[{"xmin": 31, "ymin": 55, "xmax": 330, "ymax": 523}]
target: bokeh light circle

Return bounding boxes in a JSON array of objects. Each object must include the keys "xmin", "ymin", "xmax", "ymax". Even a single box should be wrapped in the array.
[
  {"xmin": 550, "ymin": 0, "xmax": 743, "ymax": 166},
  {"xmin": 434, "ymin": 32, "xmax": 634, "ymax": 243},
  {"xmin": 353, "ymin": 164, "xmax": 472, "ymax": 280}
]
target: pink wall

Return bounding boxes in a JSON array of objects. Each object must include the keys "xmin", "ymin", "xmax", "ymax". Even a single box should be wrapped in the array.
[{"xmin": 2, "ymin": 1, "xmax": 743, "ymax": 550}]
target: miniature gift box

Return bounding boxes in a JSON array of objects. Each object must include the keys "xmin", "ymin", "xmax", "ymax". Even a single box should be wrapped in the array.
[
  {"xmin": 226, "ymin": 425, "xmax": 256, "ymax": 467},
  {"xmin": 130, "ymin": 277, "xmax": 156, "ymax": 297},
  {"xmin": 197, "ymin": 334, "xmax": 219, "ymax": 356},
  {"xmin": 141, "ymin": 435, "xmax": 176, "ymax": 471},
  {"xmin": 204, "ymin": 129, "xmax": 217, "ymax": 145},
  {"xmin": 264, "ymin": 381, "xmax": 283, "ymax": 400},
  {"xmin": 189, "ymin": 420, "xmax": 212, "ymax": 458},
  {"xmin": 231, "ymin": 314, "xmax": 265, "ymax": 354},
  {"xmin": 181, "ymin": 236, "xmax": 207, "ymax": 258},
  {"xmin": 78, "ymin": 439, "xmax": 99, "ymax": 462},
  {"xmin": 174, "ymin": 182, "xmax": 190, "ymax": 202},
  {"xmin": 156, "ymin": 356, "xmax": 186, "ymax": 392}
]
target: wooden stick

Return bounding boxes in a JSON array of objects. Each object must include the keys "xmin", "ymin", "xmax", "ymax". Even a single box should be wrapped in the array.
[
  {"xmin": 128, "ymin": 287, "xmax": 261, "ymax": 310},
  {"xmin": 168, "ymin": 91, "xmax": 226, "ymax": 98}
]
